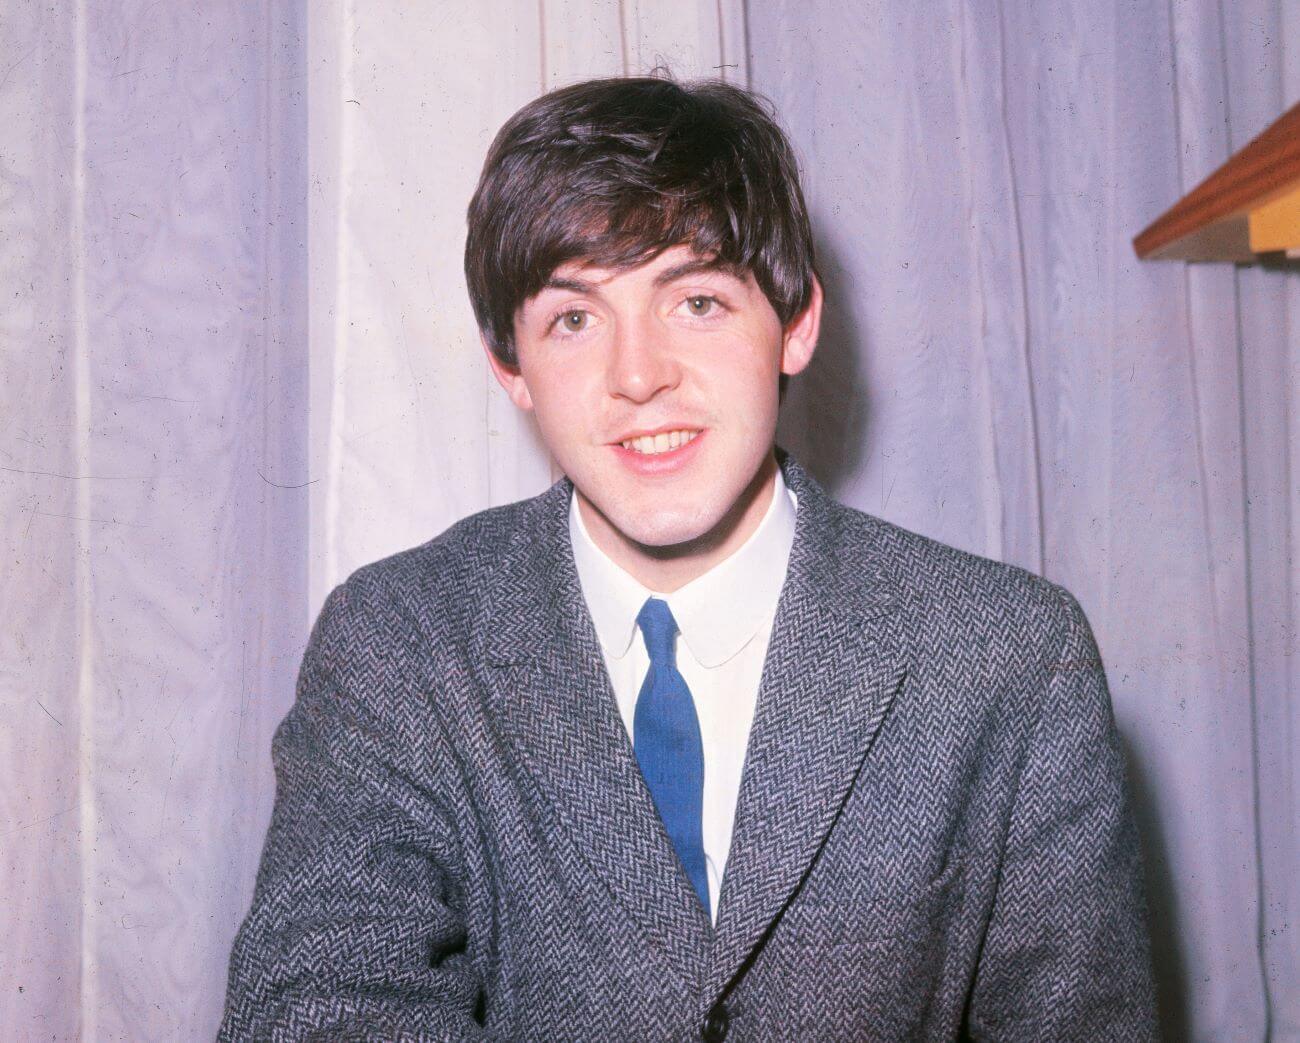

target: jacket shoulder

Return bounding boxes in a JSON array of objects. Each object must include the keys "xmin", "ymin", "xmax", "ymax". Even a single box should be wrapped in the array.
[
  {"xmin": 833, "ymin": 502, "xmax": 1085, "ymax": 647},
  {"xmin": 353, "ymin": 497, "xmax": 531, "ymax": 597},
  {"xmin": 314, "ymin": 495, "xmax": 541, "ymax": 659}
]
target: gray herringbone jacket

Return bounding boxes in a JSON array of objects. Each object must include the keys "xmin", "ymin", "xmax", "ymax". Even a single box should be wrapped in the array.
[{"xmin": 220, "ymin": 452, "xmax": 1158, "ymax": 1041}]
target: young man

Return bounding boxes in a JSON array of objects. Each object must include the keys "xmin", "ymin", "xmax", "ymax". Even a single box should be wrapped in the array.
[{"xmin": 221, "ymin": 77, "xmax": 1158, "ymax": 1040}]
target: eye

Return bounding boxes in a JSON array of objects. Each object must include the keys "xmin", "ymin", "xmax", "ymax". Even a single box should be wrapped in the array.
[
  {"xmin": 680, "ymin": 295, "xmax": 722, "ymax": 318},
  {"xmin": 548, "ymin": 308, "xmax": 594, "ymax": 337}
]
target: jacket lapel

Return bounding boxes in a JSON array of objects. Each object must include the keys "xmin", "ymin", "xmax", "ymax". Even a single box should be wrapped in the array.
[
  {"xmin": 479, "ymin": 480, "xmax": 712, "ymax": 989},
  {"xmin": 704, "ymin": 455, "xmax": 911, "ymax": 994}
]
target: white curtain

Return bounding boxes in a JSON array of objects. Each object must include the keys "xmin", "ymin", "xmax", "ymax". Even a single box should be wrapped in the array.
[
  {"xmin": 2, "ymin": 1, "xmax": 743, "ymax": 1038},
  {"xmin": 2, "ymin": 0, "xmax": 1295, "ymax": 1038},
  {"xmin": 3, "ymin": 0, "xmax": 313, "ymax": 1036},
  {"xmin": 760, "ymin": 1, "xmax": 1298, "ymax": 1038}
]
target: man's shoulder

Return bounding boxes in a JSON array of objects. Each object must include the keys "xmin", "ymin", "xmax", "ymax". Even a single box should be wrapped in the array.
[
  {"xmin": 830, "ymin": 500, "xmax": 1083, "ymax": 644},
  {"xmin": 355, "ymin": 496, "xmax": 536, "ymax": 591},
  {"xmin": 321, "ymin": 491, "xmax": 553, "ymax": 644}
]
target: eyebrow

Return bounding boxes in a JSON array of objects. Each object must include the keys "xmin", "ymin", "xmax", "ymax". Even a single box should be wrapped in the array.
[{"xmin": 539, "ymin": 258, "xmax": 746, "ymax": 296}]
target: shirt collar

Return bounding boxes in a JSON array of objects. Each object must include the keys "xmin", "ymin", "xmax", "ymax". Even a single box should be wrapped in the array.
[{"xmin": 569, "ymin": 466, "xmax": 799, "ymax": 669}]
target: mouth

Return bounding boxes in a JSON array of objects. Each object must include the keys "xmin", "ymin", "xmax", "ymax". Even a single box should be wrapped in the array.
[
  {"xmin": 616, "ymin": 428, "xmax": 703, "ymax": 456},
  {"xmin": 609, "ymin": 426, "xmax": 707, "ymax": 474}
]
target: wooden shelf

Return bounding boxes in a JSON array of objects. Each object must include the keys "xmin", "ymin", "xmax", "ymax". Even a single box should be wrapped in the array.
[{"xmin": 1134, "ymin": 101, "xmax": 1300, "ymax": 262}]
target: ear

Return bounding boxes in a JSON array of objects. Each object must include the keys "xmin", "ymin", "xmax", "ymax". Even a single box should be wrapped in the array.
[
  {"xmin": 779, "ymin": 274, "xmax": 823, "ymax": 377},
  {"xmin": 482, "ymin": 334, "xmax": 534, "ymax": 411}
]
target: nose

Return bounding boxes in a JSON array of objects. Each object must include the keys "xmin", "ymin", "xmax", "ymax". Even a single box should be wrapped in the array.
[{"xmin": 605, "ymin": 314, "xmax": 682, "ymax": 403}]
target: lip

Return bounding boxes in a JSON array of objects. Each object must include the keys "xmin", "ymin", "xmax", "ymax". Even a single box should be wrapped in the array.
[{"xmin": 609, "ymin": 428, "xmax": 707, "ymax": 476}]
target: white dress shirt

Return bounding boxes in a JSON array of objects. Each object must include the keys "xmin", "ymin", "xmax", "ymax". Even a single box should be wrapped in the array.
[{"xmin": 568, "ymin": 467, "xmax": 799, "ymax": 922}]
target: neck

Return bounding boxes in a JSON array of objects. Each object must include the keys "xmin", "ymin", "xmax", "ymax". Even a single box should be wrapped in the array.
[{"xmin": 576, "ymin": 452, "xmax": 779, "ymax": 593}]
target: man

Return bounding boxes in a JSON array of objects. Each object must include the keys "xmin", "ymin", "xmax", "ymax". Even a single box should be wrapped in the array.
[{"xmin": 221, "ymin": 76, "xmax": 1158, "ymax": 1040}]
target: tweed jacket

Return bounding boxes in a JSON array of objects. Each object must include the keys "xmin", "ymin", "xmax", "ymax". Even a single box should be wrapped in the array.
[{"xmin": 220, "ymin": 452, "xmax": 1158, "ymax": 1041}]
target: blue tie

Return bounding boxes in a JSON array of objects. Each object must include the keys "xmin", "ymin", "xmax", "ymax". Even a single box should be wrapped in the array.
[{"xmin": 633, "ymin": 597, "xmax": 710, "ymax": 918}]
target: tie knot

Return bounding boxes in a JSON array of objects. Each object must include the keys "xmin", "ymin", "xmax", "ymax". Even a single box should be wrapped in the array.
[{"xmin": 636, "ymin": 597, "xmax": 679, "ymax": 665}]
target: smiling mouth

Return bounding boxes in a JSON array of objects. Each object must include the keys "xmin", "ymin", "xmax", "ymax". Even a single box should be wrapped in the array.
[{"xmin": 618, "ymin": 429, "xmax": 703, "ymax": 456}]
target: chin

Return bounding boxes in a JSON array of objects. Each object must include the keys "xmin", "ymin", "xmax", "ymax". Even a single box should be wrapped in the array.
[{"xmin": 599, "ymin": 499, "xmax": 723, "ymax": 550}]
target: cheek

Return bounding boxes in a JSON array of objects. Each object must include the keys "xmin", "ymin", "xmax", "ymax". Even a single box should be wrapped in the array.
[
  {"xmin": 694, "ymin": 336, "xmax": 782, "ymax": 406},
  {"xmin": 523, "ymin": 360, "xmax": 599, "ymax": 437},
  {"xmin": 516, "ymin": 349, "xmax": 565, "ymax": 406}
]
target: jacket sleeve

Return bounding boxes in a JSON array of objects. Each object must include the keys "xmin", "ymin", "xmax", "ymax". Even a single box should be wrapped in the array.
[
  {"xmin": 218, "ymin": 579, "xmax": 490, "ymax": 1042},
  {"xmin": 965, "ymin": 585, "xmax": 1159, "ymax": 1041}
]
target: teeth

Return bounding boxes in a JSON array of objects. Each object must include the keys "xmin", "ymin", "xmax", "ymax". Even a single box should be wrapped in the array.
[{"xmin": 620, "ymin": 429, "xmax": 700, "ymax": 455}]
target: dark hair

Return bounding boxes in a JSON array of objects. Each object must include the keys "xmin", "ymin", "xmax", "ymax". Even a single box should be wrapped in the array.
[{"xmin": 464, "ymin": 74, "xmax": 817, "ymax": 367}]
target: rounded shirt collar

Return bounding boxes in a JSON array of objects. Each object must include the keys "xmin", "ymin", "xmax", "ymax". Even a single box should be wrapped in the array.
[{"xmin": 568, "ymin": 467, "xmax": 799, "ymax": 669}]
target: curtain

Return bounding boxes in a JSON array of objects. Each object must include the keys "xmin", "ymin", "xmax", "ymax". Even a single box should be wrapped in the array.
[
  {"xmin": 759, "ymin": 1, "xmax": 1298, "ymax": 1038},
  {"xmin": 2, "ymin": 0, "xmax": 745, "ymax": 1037},
  {"xmin": 2, "ymin": 0, "xmax": 1294, "ymax": 1038},
  {"xmin": 3, "ymin": 1, "xmax": 308, "ymax": 1037}
]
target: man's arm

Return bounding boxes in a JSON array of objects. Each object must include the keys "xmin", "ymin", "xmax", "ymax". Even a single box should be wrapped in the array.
[
  {"xmin": 219, "ymin": 579, "xmax": 488, "ymax": 1042},
  {"xmin": 966, "ymin": 585, "xmax": 1159, "ymax": 1041}
]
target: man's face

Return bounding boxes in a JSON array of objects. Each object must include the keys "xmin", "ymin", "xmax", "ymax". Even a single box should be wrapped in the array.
[{"xmin": 486, "ymin": 243, "xmax": 821, "ymax": 553}]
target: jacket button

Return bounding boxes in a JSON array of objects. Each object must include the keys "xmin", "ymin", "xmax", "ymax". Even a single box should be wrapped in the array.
[{"xmin": 701, "ymin": 1003, "xmax": 729, "ymax": 1042}]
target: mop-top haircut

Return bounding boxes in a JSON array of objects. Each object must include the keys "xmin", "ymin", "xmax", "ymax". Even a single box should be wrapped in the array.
[{"xmin": 464, "ymin": 74, "xmax": 818, "ymax": 367}]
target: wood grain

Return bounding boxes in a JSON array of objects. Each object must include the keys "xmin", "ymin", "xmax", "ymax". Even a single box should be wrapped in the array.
[{"xmin": 1133, "ymin": 100, "xmax": 1300, "ymax": 259}]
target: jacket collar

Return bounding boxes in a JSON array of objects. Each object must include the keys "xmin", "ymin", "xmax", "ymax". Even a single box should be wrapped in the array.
[
  {"xmin": 702, "ymin": 452, "xmax": 910, "ymax": 997},
  {"xmin": 478, "ymin": 450, "xmax": 910, "ymax": 996}
]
